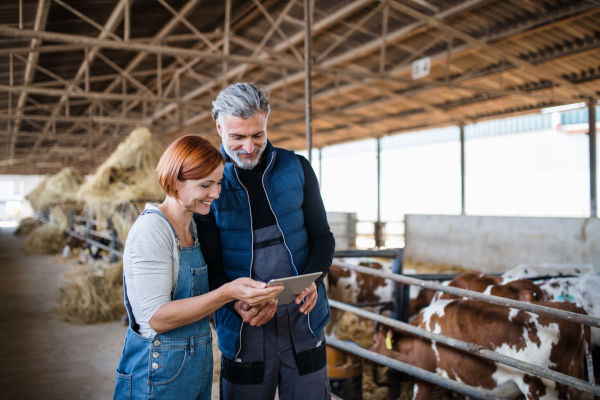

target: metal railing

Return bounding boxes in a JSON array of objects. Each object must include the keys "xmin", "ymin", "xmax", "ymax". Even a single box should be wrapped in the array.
[
  {"xmin": 34, "ymin": 207, "xmax": 124, "ymax": 261},
  {"xmin": 327, "ymin": 337, "xmax": 505, "ymax": 400},
  {"xmin": 327, "ymin": 300, "xmax": 600, "ymax": 396},
  {"xmin": 330, "ymin": 250, "xmax": 600, "ymax": 399}
]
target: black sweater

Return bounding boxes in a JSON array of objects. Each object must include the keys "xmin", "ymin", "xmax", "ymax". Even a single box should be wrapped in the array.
[{"xmin": 194, "ymin": 155, "xmax": 335, "ymax": 304}]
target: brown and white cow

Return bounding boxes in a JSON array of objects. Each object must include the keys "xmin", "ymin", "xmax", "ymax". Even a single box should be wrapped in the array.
[
  {"xmin": 371, "ymin": 299, "xmax": 592, "ymax": 400},
  {"xmin": 326, "ymin": 260, "xmax": 395, "ymax": 336},
  {"xmin": 436, "ymin": 272, "xmax": 545, "ymax": 303}
]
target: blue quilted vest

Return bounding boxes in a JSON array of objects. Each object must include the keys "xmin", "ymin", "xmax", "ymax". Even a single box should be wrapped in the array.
[{"xmin": 211, "ymin": 140, "xmax": 331, "ymax": 359}]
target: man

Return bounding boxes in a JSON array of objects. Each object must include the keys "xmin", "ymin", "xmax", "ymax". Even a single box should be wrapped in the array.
[{"xmin": 195, "ymin": 82, "xmax": 334, "ymax": 400}]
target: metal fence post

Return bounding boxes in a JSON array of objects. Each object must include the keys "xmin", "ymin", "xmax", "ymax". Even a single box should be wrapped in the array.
[
  {"xmin": 110, "ymin": 227, "xmax": 118, "ymax": 263},
  {"xmin": 389, "ymin": 247, "xmax": 410, "ymax": 395}
]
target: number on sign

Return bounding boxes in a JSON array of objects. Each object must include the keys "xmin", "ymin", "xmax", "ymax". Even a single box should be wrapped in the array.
[{"xmin": 412, "ymin": 57, "xmax": 431, "ymax": 80}]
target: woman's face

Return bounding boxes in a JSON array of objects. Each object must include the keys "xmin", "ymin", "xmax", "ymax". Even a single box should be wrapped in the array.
[{"xmin": 175, "ymin": 163, "xmax": 224, "ymax": 215}]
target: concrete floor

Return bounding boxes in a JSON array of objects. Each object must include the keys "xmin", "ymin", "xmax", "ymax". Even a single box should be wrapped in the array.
[
  {"xmin": 0, "ymin": 226, "xmax": 224, "ymax": 400},
  {"xmin": 0, "ymin": 226, "xmax": 126, "ymax": 399}
]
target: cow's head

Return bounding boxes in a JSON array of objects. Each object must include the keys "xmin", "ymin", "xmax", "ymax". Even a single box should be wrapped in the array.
[{"xmin": 371, "ymin": 328, "xmax": 395, "ymax": 357}]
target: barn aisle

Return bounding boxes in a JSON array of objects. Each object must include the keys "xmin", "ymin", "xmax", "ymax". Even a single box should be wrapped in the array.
[{"xmin": 0, "ymin": 227, "xmax": 125, "ymax": 399}]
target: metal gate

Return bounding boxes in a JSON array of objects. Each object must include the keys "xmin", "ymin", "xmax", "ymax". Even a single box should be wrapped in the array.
[{"xmin": 329, "ymin": 249, "xmax": 600, "ymax": 400}]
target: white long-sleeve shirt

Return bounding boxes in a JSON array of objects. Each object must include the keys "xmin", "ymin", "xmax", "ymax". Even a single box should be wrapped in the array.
[{"xmin": 123, "ymin": 203, "xmax": 190, "ymax": 338}]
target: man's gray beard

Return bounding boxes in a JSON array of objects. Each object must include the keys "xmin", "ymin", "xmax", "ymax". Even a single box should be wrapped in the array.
[{"xmin": 222, "ymin": 139, "xmax": 267, "ymax": 170}]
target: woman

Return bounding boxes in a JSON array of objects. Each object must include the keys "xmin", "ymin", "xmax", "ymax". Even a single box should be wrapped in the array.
[{"xmin": 113, "ymin": 135, "xmax": 282, "ymax": 400}]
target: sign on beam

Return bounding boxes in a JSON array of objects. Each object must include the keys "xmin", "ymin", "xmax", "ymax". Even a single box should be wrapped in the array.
[{"xmin": 412, "ymin": 57, "xmax": 431, "ymax": 80}]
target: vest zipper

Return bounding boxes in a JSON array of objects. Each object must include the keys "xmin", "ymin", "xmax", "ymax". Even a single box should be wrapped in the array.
[
  {"xmin": 261, "ymin": 153, "xmax": 298, "ymax": 276},
  {"xmin": 233, "ymin": 165, "xmax": 254, "ymax": 360},
  {"xmin": 262, "ymin": 153, "xmax": 316, "ymax": 338}
]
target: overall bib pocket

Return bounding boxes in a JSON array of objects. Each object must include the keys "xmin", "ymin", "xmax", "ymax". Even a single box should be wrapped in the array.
[
  {"xmin": 148, "ymin": 347, "xmax": 188, "ymax": 386},
  {"xmin": 191, "ymin": 266, "xmax": 207, "ymax": 297}
]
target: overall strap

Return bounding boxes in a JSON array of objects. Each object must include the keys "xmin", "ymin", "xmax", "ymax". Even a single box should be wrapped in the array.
[
  {"xmin": 189, "ymin": 219, "xmax": 199, "ymax": 247},
  {"xmin": 140, "ymin": 208, "xmax": 185, "ymax": 251}
]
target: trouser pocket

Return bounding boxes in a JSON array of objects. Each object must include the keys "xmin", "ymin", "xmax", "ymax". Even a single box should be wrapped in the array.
[{"xmin": 113, "ymin": 371, "xmax": 132, "ymax": 400}]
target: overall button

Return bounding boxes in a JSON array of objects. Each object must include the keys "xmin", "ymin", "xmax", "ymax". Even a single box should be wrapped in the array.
[
  {"xmin": 153, "ymin": 352, "xmax": 160, "ymax": 358},
  {"xmin": 153, "ymin": 340, "xmax": 161, "ymax": 346},
  {"xmin": 152, "ymin": 363, "xmax": 159, "ymax": 370}
]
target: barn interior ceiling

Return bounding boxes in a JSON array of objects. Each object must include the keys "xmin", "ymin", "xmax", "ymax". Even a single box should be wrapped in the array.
[{"xmin": 0, "ymin": 0, "xmax": 598, "ymax": 175}]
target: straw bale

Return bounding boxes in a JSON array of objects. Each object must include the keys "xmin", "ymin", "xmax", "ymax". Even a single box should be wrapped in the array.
[
  {"xmin": 56, "ymin": 261, "xmax": 125, "ymax": 324},
  {"xmin": 14, "ymin": 217, "xmax": 37, "ymax": 236},
  {"xmin": 24, "ymin": 224, "xmax": 67, "ymax": 254},
  {"xmin": 37, "ymin": 167, "xmax": 84, "ymax": 209},
  {"xmin": 25, "ymin": 175, "xmax": 50, "ymax": 210},
  {"xmin": 76, "ymin": 128, "xmax": 165, "ymax": 240},
  {"xmin": 77, "ymin": 128, "xmax": 164, "ymax": 208},
  {"xmin": 49, "ymin": 205, "xmax": 71, "ymax": 230},
  {"xmin": 111, "ymin": 209, "xmax": 136, "ymax": 243}
]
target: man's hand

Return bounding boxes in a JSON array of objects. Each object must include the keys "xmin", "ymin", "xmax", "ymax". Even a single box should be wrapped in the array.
[
  {"xmin": 295, "ymin": 282, "xmax": 318, "ymax": 314},
  {"xmin": 235, "ymin": 299, "xmax": 277, "ymax": 327}
]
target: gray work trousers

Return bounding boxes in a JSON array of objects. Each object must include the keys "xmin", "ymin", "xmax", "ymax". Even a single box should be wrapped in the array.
[{"xmin": 221, "ymin": 305, "xmax": 330, "ymax": 400}]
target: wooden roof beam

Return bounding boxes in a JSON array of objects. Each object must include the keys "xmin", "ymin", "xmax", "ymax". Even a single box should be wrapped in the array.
[
  {"xmin": 303, "ymin": 0, "xmax": 596, "ymax": 111},
  {"xmin": 0, "ymin": 84, "xmax": 211, "ymax": 107},
  {"xmin": 387, "ymin": 0, "xmax": 596, "ymax": 98},
  {"xmin": 8, "ymin": 0, "xmax": 51, "ymax": 164},
  {"xmin": 151, "ymin": 0, "xmax": 378, "ymax": 126},
  {"xmin": 28, "ymin": 0, "xmax": 133, "ymax": 160},
  {"xmin": 59, "ymin": 0, "xmax": 208, "ymax": 136}
]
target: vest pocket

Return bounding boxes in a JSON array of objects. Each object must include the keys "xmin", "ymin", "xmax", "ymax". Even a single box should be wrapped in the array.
[
  {"xmin": 114, "ymin": 371, "xmax": 131, "ymax": 399},
  {"xmin": 190, "ymin": 266, "xmax": 208, "ymax": 297},
  {"xmin": 221, "ymin": 355, "xmax": 265, "ymax": 385},
  {"xmin": 292, "ymin": 338, "xmax": 327, "ymax": 376}
]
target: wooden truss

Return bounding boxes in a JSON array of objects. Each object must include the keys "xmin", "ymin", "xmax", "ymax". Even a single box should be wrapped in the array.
[{"xmin": 0, "ymin": 0, "xmax": 598, "ymax": 174}]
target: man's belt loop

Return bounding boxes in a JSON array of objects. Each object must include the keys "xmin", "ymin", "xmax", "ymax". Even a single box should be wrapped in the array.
[{"xmin": 190, "ymin": 337, "xmax": 195, "ymax": 355}]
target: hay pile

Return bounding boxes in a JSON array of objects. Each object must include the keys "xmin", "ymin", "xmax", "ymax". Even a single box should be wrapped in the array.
[
  {"xmin": 24, "ymin": 168, "xmax": 85, "ymax": 229},
  {"xmin": 25, "ymin": 175, "xmax": 50, "ymax": 210},
  {"xmin": 14, "ymin": 217, "xmax": 37, "ymax": 236},
  {"xmin": 37, "ymin": 167, "xmax": 83, "ymax": 208},
  {"xmin": 56, "ymin": 261, "xmax": 125, "ymax": 324},
  {"xmin": 76, "ymin": 128, "xmax": 165, "ymax": 240},
  {"xmin": 24, "ymin": 224, "xmax": 67, "ymax": 254},
  {"xmin": 336, "ymin": 312, "xmax": 389, "ymax": 400}
]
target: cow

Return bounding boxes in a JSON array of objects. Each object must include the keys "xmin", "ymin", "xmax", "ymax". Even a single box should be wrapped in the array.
[
  {"xmin": 326, "ymin": 260, "xmax": 394, "ymax": 337},
  {"xmin": 502, "ymin": 264, "xmax": 599, "ymax": 281},
  {"xmin": 371, "ymin": 299, "xmax": 593, "ymax": 400},
  {"xmin": 501, "ymin": 267, "xmax": 600, "ymax": 377},
  {"xmin": 436, "ymin": 272, "xmax": 545, "ymax": 303}
]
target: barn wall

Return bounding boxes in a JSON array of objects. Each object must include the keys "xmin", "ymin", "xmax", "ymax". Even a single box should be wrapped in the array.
[
  {"xmin": 404, "ymin": 215, "xmax": 600, "ymax": 272},
  {"xmin": 327, "ymin": 211, "xmax": 357, "ymax": 250}
]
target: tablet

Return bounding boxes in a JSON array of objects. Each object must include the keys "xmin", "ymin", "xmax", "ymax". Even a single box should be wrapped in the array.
[{"xmin": 266, "ymin": 272, "xmax": 322, "ymax": 305}]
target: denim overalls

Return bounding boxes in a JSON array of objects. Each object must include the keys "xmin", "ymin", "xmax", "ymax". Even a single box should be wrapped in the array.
[{"xmin": 113, "ymin": 209, "xmax": 213, "ymax": 400}]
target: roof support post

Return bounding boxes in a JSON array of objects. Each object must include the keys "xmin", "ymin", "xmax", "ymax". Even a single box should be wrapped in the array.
[
  {"xmin": 88, "ymin": 109, "xmax": 93, "ymax": 174},
  {"xmin": 222, "ymin": 0, "xmax": 231, "ymax": 89},
  {"xmin": 589, "ymin": 100, "xmax": 597, "ymax": 218},
  {"xmin": 124, "ymin": 0, "xmax": 130, "ymax": 41},
  {"xmin": 460, "ymin": 124, "xmax": 466, "ymax": 215},
  {"xmin": 376, "ymin": 137, "xmax": 383, "ymax": 248},
  {"xmin": 318, "ymin": 147, "xmax": 322, "ymax": 188},
  {"xmin": 379, "ymin": 1, "xmax": 389, "ymax": 74},
  {"xmin": 11, "ymin": 0, "xmax": 51, "ymax": 161},
  {"xmin": 304, "ymin": 0, "xmax": 312, "ymax": 164}
]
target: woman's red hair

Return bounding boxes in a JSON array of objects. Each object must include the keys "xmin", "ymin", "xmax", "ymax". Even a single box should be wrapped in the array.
[{"xmin": 157, "ymin": 135, "xmax": 224, "ymax": 199}]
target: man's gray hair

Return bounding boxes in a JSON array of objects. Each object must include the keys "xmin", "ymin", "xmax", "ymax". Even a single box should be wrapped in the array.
[{"xmin": 211, "ymin": 82, "xmax": 270, "ymax": 122}]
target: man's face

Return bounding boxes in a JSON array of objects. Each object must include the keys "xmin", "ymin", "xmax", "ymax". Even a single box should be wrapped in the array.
[{"xmin": 216, "ymin": 112, "xmax": 268, "ymax": 170}]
